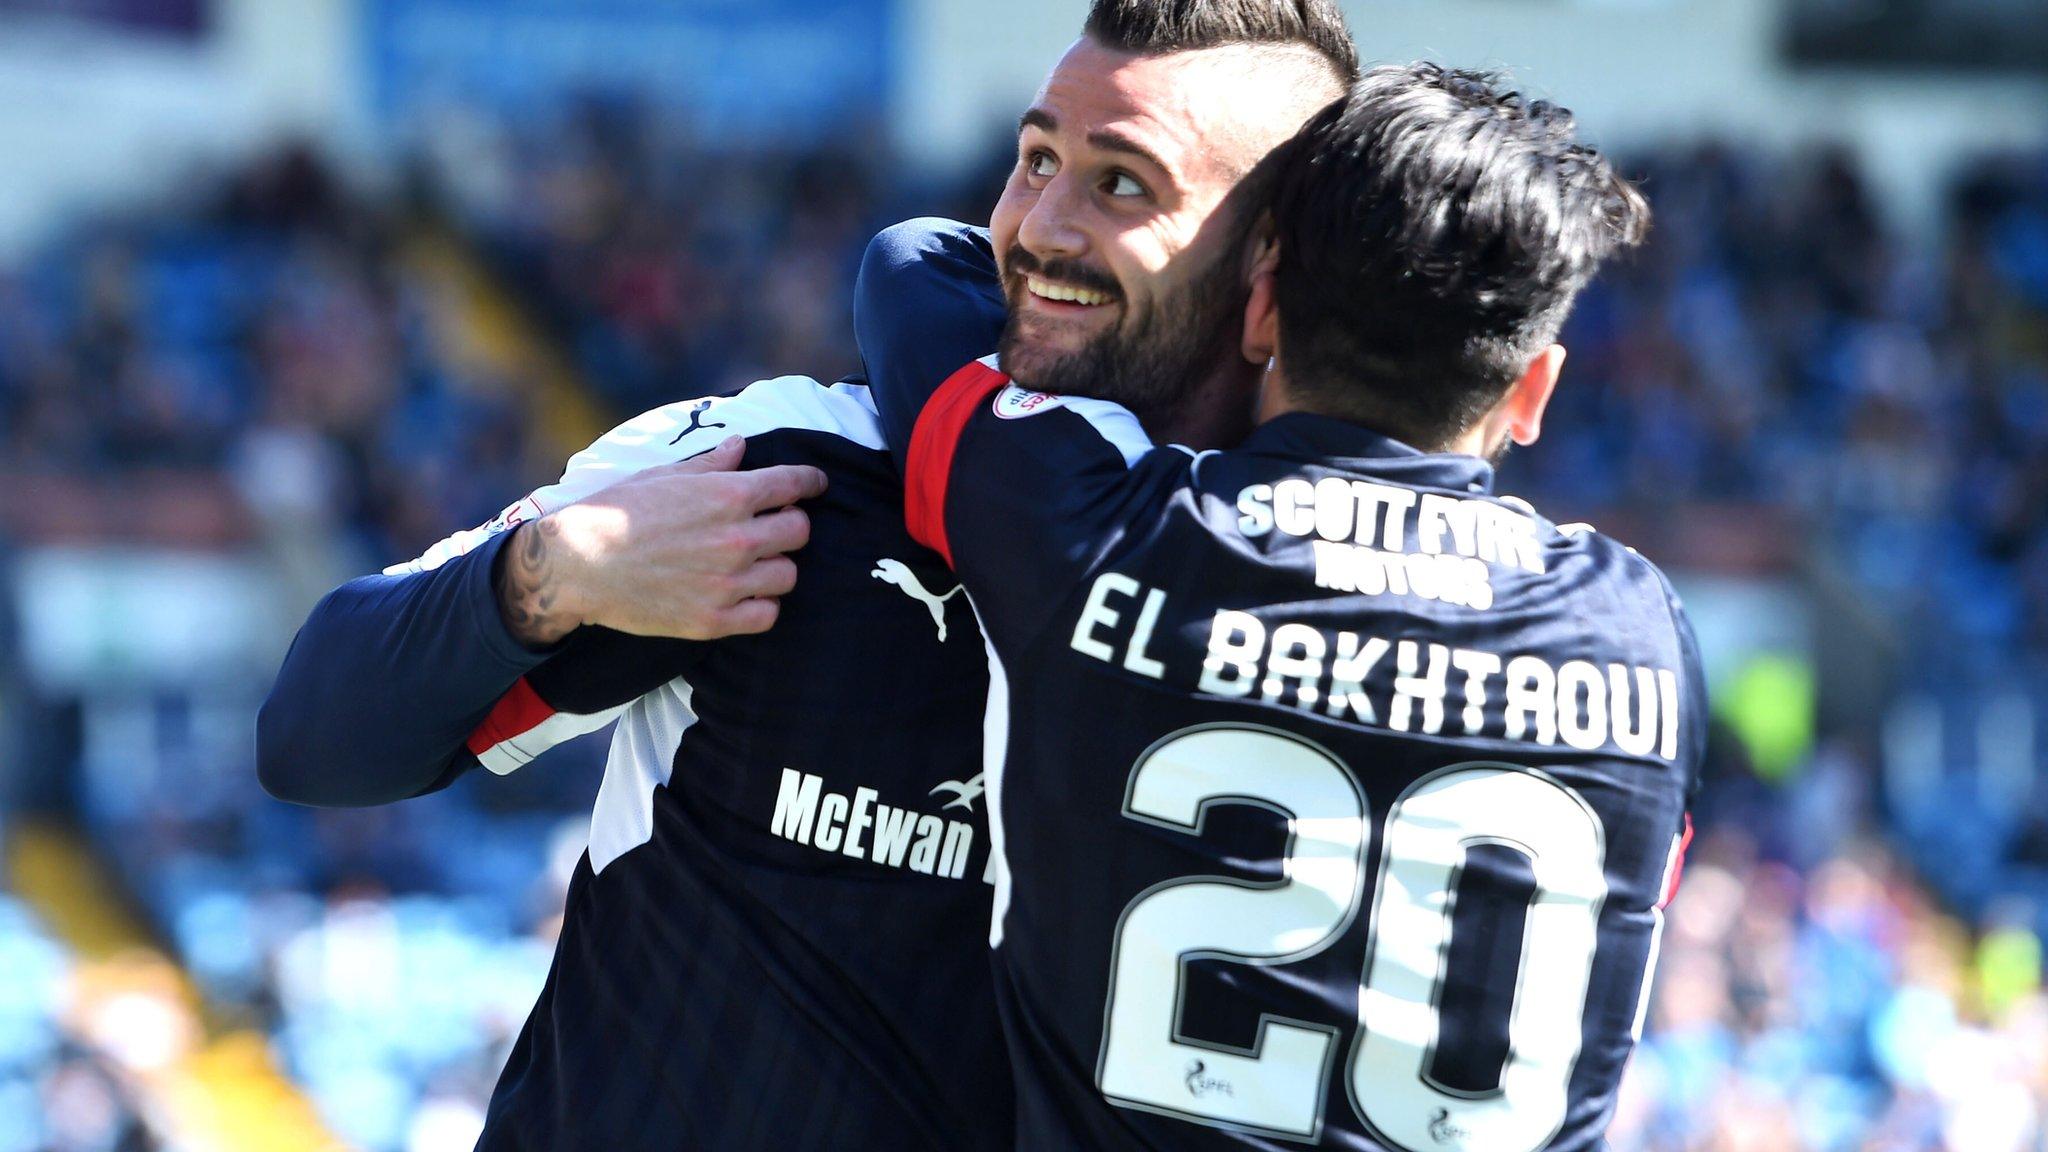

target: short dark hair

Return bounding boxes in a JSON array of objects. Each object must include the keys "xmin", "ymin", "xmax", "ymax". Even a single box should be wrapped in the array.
[
  {"xmin": 1268, "ymin": 63, "xmax": 1650, "ymax": 449},
  {"xmin": 1084, "ymin": 0, "xmax": 1359, "ymax": 85}
]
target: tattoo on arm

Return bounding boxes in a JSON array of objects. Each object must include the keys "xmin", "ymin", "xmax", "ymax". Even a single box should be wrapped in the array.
[{"xmin": 498, "ymin": 518, "xmax": 577, "ymax": 648}]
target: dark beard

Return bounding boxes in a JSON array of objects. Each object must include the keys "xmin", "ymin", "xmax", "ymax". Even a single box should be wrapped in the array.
[{"xmin": 998, "ymin": 245, "xmax": 1247, "ymax": 425}]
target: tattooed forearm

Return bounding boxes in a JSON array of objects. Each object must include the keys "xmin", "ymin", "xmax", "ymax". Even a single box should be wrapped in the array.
[{"xmin": 497, "ymin": 517, "xmax": 579, "ymax": 647}]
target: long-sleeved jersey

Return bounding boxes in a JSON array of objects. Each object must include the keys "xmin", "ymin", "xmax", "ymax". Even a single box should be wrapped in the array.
[
  {"xmin": 258, "ymin": 220, "xmax": 1013, "ymax": 1149},
  {"xmin": 901, "ymin": 357, "xmax": 1704, "ymax": 1151}
]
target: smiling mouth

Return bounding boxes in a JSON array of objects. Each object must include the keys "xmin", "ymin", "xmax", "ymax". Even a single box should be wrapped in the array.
[{"xmin": 1025, "ymin": 276, "xmax": 1115, "ymax": 307}]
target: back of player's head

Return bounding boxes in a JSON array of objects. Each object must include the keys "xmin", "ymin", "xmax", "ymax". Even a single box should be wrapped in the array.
[
  {"xmin": 1084, "ymin": 0, "xmax": 1360, "ymax": 88},
  {"xmin": 1268, "ymin": 63, "xmax": 1650, "ymax": 450}
]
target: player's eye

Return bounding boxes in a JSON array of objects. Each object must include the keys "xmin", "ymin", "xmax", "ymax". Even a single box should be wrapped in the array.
[
  {"xmin": 1024, "ymin": 151, "xmax": 1058, "ymax": 180},
  {"xmin": 1104, "ymin": 172, "xmax": 1146, "ymax": 199}
]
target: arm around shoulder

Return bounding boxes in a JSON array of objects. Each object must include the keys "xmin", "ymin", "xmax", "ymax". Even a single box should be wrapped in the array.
[
  {"xmin": 855, "ymin": 218, "xmax": 1006, "ymax": 459},
  {"xmin": 259, "ymin": 392, "xmax": 831, "ymax": 806}
]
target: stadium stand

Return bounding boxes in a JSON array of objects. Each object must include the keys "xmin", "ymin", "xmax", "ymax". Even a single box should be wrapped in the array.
[
  {"xmin": 0, "ymin": 890, "xmax": 154, "ymax": 1152},
  {"xmin": 7, "ymin": 90, "xmax": 2048, "ymax": 1147}
]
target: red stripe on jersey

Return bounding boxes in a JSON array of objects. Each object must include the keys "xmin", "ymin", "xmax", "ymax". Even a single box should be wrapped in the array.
[
  {"xmin": 905, "ymin": 360, "xmax": 1010, "ymax": 567},
  {"xmin": 467, "ymin": 675, "xmax": 555, "ymax": 757},
  {"xmin": 1656, "ymin": 813, "xmax": 1694, "ymax": 911}
]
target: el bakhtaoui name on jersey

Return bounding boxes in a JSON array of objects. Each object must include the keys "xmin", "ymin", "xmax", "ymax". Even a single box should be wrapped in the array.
[{"xmin": 1067, "ymin": 478, "xmax": 1684, "ymax": 762}]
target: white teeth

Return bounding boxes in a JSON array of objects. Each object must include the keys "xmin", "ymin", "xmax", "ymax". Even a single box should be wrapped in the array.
[{"xmin": 1027, "ymin": 277, "xmax": 1112, "ymax": 306}]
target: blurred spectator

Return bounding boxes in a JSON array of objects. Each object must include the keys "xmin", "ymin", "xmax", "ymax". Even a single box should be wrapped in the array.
[
  {"xmin": 430, "ymin": 97, "xmax": 889, "ymax": 416},
  {"xmin": 0, "ymin": 898, "xmax": 162, "ymax": 1152},
  {"xmin": 0, "ymin": 145, "xmax": 525, "ymax": 582},
  {"xmin": 1531, "ymin": 143, "xmax": 2048, "ymax": 673},
  {"xmin": 1617, "ymin": 814, "xmax": 2048, "ymax": 1152}
]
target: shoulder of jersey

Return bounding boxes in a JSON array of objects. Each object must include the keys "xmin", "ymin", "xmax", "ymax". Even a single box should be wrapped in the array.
[
  {"xmin": 575, "ymin": 376, "xmax": 885, "ymax": 473},
  {"xmin": 864, "ymin": 216, "xmax": 993, "ymax": 264},
  {"xmin": 1527, "ymin": 500, "xmax": 1690, "ymax": 632},
  {"xmin": 391, "ymin": 377, "xmax": 882, "ymax": 577}
]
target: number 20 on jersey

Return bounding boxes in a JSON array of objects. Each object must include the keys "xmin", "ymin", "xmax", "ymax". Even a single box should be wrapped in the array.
[{"xmin": 1097, "ymin": 726, "xmax": 1625, "ymax": 1150}]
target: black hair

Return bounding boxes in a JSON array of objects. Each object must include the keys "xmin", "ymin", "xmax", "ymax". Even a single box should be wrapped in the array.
[
  {"xmin": 1268, "ymin": 62, "xmax": 1650, "ymax": 449},
  {"xmin": 1084, "ymin": 0, "xmax": 1359, "ymax": 85}
]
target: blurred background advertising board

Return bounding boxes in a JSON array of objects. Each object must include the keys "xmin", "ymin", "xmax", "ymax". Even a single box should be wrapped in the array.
[
  {"xmin": 1788, "ymin": 0, "xmax": 2048, "ymax": 72},
  {"xmin": 0, "ymin": 0, "xmax": 207, "ymax": 37},
  {"xmin": 364, "ymin": 0, "xmax": 893, "ymax": 140}
]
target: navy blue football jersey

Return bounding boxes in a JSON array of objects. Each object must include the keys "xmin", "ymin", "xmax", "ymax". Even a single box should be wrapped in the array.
[
  {"xmin": 902, "ymin": 359, "xmax": 1704, "ymax": 1151},
  {"xmin": 399, "ymin": 378, "xmax": 1012, "ymax": 1151},
  {"xmin": 261, "ymin": 217, "xmax": 1014, "ymax": 1150}
]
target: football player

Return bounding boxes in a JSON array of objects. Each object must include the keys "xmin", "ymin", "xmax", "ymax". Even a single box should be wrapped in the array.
[{"xmin": 898, "ymin": 64, "xmax": 1699, "ymax": 1150}]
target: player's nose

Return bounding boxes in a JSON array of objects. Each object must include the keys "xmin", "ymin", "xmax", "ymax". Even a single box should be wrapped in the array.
[{"xmin": 1015, "ymin": 174, "xmax": 1090, "ymax": 263}]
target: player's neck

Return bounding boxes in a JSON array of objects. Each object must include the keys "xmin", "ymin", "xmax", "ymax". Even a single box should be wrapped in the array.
[
  {"xmin": 1256, "ymin": 363, "xmax": 1491, "ymax": 458},
  {"xmin": 1140, "ymin": 362, "xmax": 1259, "ymax": 451}
]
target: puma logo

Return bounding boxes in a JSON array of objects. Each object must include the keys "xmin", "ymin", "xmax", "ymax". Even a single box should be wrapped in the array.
[
  {"xmin": 1428, "ymin": 1108, "xmax": 1468, "ymax": 1144},
  {"xmin": 669, "ymin": 400, "xmax": 728, "ymax": 445},
  {"xmin": 872, "ymin": 558, "xmax": 962, "ymax": 641},
  {"xmin": 928, "ymin": 773, "xmax": 986, "ymax": 812}
]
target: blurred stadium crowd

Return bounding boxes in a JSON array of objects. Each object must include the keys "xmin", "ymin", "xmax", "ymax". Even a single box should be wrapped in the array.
[{"xmin": 3, "ymin": 94, "xmax": 2048, "ymax": 1150}]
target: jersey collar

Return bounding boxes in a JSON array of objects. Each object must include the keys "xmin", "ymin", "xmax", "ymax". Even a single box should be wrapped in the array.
[{"xmin": 1239, "ymin": 413, "xmax": 1497, "ymax": 495}]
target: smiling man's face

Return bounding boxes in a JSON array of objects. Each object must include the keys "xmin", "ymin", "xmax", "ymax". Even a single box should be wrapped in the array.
[{"xmin": 989, "ymin": 36, "xmax": 1343, "ymax": 419}]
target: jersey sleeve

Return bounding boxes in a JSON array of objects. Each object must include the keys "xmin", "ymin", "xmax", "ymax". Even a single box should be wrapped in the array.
[
  {"xmin": 257, "ymin": 529, "xmax": 556, "ymax": 805},
  {"xmin": 903, "ymin": 359, "xmax": 1182, "ymax": 647},
  {"xmin": 258, "ymin": 375, "xmax": 857, "ymax": 806},
  {"xmin": 853, "ymin": 218, "xmax": 1006, "ymax": 465},
  {"xmin": 464, "ymin": 628, "xmax": 695, "ymax": 776}
]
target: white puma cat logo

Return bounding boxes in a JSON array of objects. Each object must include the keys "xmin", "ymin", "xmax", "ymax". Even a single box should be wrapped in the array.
[{"xmin": 872, "ymin": 558, "xmax": 963, "ymax": 641}]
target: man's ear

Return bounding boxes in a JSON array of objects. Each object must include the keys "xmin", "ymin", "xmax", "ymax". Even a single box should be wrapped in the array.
[
  {"xmin": 1503, "ymin": 344, "xmax": 1567, "ymax": 447},
  {"xmin": 1241, "ymin": 228, "xmax": 1281, "ymax": 366}
]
